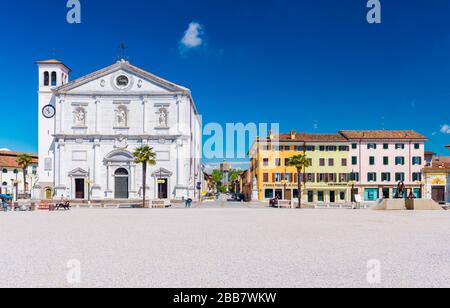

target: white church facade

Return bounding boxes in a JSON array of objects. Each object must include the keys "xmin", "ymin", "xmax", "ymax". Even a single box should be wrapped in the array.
[{"xmin": 37, "ymin": 59, "xmax": 202, "ymax": 201}]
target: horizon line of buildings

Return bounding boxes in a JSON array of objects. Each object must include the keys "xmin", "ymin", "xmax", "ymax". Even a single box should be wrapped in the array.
[
  {"xmin": 237, "ymin": 130, "xmax": 450, "ymax": 205},
  {"xmin": 1, "ymin": 131, "xmax": 449, "ymax": 204}
]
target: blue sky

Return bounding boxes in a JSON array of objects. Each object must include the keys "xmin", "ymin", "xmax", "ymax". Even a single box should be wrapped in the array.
[{"xmin": 0, "ymin": 0, "xmax": 449, "ymax": 161}]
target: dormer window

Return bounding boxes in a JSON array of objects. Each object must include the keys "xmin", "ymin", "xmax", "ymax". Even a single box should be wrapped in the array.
[
  {"xmin": 51, "ymin": 72, "xmax": 57, "ymax": 86},
  {"xmin": 44, "ymin": 72, "xmax": 50, "ymax": 86}
]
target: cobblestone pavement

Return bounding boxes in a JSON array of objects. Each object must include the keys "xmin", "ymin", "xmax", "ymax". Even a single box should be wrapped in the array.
[{"xmin": 1, "ymin": 204, "xmax": 449, "ymax": 288}]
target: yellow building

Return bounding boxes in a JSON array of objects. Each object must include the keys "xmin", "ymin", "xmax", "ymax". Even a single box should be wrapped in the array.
[
  {"xmin": 423, "ymin": 157, "xmax": 450, "ymax": 204},
  {"xmin": 249, "ymin": 131, "xmax": 352, "ymax": 203}
]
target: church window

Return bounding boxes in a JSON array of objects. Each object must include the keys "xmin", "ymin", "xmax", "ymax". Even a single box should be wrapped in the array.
[
  {"xmin": 44, "ymin": 72, "xmax": 50, "ymax": 86},
  {"xmin": 115, "ymin": 168, "xmax": 129, "ymax": 176},
  {"xmin": 116, "ymin": 75, "xmax": 129, "ymax": 88},
  {"xmin": 51, "ymin": 72, "xmax": 57, "ymax": 86}
]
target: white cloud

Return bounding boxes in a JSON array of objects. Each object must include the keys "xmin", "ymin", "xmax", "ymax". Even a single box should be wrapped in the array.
[
  {"xmin": 440, "ymin": 124, "xmax": 450, "ymax": 134},
  {"xmin": 0, "ymin": 148, "xmax": 11, "ymax": 152},
  {"xmin": 180, "ymin": 22, "xmax": 204, "ymax": 52}
]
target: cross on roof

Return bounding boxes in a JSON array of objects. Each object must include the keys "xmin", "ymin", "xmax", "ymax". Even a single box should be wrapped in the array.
[{"xmin": 119, "ymin": 43, "xmax": 128, "ymax": 61}]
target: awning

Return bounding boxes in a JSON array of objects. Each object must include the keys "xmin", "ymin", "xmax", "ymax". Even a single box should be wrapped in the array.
[{"xmin": 0, "ymin": 194, "xmax": 13, "ymax": 199}]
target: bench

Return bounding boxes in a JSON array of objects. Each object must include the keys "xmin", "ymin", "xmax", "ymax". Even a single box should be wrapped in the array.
[
  {"xmin": 277, "ymin": 200, "xmax": 292, "ymax": 209},
  {"xmin": 151, "ymin": 200, "xmax": 170, "ymax": 208}
]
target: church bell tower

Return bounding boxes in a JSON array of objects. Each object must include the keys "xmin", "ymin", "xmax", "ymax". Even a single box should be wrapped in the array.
[{"xmin": 36, "ymin": 59, "xmax": 71, "ymax": 199}]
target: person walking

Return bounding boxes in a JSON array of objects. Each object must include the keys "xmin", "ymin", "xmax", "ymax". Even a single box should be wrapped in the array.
[{"xmin": 185, "ymin": 198, "xmax": 193, "ymax": 208}]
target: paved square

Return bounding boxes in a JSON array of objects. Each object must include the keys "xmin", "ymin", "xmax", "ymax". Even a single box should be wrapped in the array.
[{"xmin": 1, "ymin": 205, "xmax": 450, "ymax": 288}]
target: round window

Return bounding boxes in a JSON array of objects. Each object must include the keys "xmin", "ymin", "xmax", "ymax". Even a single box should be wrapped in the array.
[{"xmin": 116, "ymin": 75, "xmax": 129, "ymax": 88}]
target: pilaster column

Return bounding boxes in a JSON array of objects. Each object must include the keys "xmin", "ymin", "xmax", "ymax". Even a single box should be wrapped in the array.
[
  {"xmin": 143, "ymin": 98, "xmax": 148, "ymax": 134},
  {"xmin": 93, "ymin": 139, "xmax": 100, "ymax": 185},
  {"xmin": 176, "ymin": 140, "xmax": 184, "ymax": 186},
  {"xmin": 55, "ymin": 139, "xmax": 61, "ymax": 186},
  {"xmin": 176, "ymin": 95, "xmax": 182, "ymax": 134},
  {"xmin": 94, "ymin": 98, "xmax": 100, "ymax": 133},
  {"xmin": 58, "ymin": 139, "xmax": 66, "ymax": 187},
  {"xmin": 58, "ymin": 98, "xmax": 65, "ymax": 134},
  {"xmin": 106, "ymin": 164, "xmax": 110, "ymax": 191},
  {"xmin": 131, "ymin": 165, "xmax": 136, "ymax": 191}
]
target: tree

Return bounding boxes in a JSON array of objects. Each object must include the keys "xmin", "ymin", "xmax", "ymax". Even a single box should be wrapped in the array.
[
  {"xmin": 228, "ymin": 169, "xmax": 242, "ymax": 193},
  {"xmin": 211, "ymin": 170, "xmax": 222, "ymax": 185},
  {"xmin": 133, "ymin": 146, "xmax": 157, "ymax": 208},
  {"xmin": 287, "ymin": 154, "xmax": 311, "ymax": 209},
  {"xmin": 16, "ymin": 154, "xmax": 33, "ymax": 197}
]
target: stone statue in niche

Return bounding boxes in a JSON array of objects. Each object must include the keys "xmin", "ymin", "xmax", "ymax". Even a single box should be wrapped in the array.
[
  {"xmin": 74, "ymin": 108, "xmax": 86, "ymax": 127},
  {"xmin": 158, "ymin": 107, "xmax": 168, "ymax": 128},
  {"xmin": 116, "ymin": 106, "xmax": 127, "ymax": 127}
]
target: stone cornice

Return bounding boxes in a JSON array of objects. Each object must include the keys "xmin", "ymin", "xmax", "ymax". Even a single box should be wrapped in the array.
[
  {"xmin": 55, "ymin": 92, "xmax": 185, "ymax": 99},
  {"xmin": 52, "ymin": 133, "xmax": 186, "ymax": 140}
]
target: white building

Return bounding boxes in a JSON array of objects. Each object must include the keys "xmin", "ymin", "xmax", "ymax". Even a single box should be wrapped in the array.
[
  {"xmin": 37, "ymin": 59, "xmax": 202, "ymax": 201},
  {"xmin": 0, "ymin": 151, "xmax": 39, "ymax": 200}
]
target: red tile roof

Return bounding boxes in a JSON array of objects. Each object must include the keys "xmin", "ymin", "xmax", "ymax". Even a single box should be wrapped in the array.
[
  {"xmin": 261, "ymin": 130, "xmax": 427, "ymax": 143},
  {"xmin": 339, "ymin": 130, "xmax": 427, "ymax": 140},
  {"xmin": 36, "ymin": 59, "xmax": 72, "ymax": 72},
  {"xmin": 273, "ymin": 133, "xmax": 348, "ymax": 142},
  {"xmin": 0, "ymin": 151, "xmax": 38, "ymax": 169},
  {"xmin": 424, "ymin": 157, "xmax": 450, "ymax": 172}
]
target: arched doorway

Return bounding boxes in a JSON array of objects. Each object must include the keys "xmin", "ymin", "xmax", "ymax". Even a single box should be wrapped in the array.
[
  {"xmin": 115, "ymin": 168, "xmax": 129, "ymax": 199},
  {"xmin": 44, "ymin": 188, "xmax": 52, "ymax": 200}
]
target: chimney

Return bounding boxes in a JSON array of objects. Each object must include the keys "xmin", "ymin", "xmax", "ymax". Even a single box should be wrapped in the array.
[{"xmin": 291, "ymin": 130, "xmax": 297, "ymax": 140}]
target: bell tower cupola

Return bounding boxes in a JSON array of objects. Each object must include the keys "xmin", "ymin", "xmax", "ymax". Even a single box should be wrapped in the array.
[{"xmin": 36, "ymin": 59, "xmax": 72, "ymax": 90}]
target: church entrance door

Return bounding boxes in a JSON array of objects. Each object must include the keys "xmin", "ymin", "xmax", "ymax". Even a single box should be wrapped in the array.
[
  {"xmin": 157, "ymin": 178, "xmax": 168, "ymax": 199},
  {"xmin": 75, "ymin": 179, "xmax": 85, "ymax": 199},
  {"xmin": 115, "ymin": 168, "xmax": 129, "ymax": 199}
]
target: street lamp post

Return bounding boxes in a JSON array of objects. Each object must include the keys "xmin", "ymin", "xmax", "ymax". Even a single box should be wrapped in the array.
[
  {"xmin": 12, "ymin": 179, "xmax": 20, "ymax": 202},
  {"xmin": 348, "ymin": 180, "xmax": 357, "ymax": 208},
  {"xmin": 157, "ymin": 168, "xmax": 164, "ymax": 200},
  {"xmin": 86, "ymin": 179, "xmax": 94, "ymax": 204},
  {"xmin": 415, "ymin": 180, "xmax": 425, "ymax": 199},
  {"xmin": 29, "ymin": 174, "xmax": 37, "ymax": 200}
]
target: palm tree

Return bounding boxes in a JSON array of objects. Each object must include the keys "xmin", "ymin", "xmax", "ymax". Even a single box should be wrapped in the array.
[
  {"xmin": 16, "ymin": 154, "xmax": 33, "ymax": 197},
  {"xmin": 133, "ymin": 146, "xmax": 157, "ymax": 208},
  {"xmin": 287, "ymin": 154, "xmax": 311, "ymax": 209}
]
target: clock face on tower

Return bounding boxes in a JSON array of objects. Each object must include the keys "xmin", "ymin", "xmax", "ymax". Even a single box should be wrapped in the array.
[{"xmin": 42, "ymin": 105, "xmax": 56, "ymax": 119}]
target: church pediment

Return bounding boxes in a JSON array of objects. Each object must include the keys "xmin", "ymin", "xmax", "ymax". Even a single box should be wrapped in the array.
[
  {"xmin": 105, "ymin": 149, "xmax": 134, "ymax": 162},
  {"xmin": 55, "ymin": 61, "xmax": 190, "ymax": 95},
  {"xmin": 68, "ymin": 167, "xmax": 89, "ymax": 177},
  {"xmin": 151, "ymin": 168, "xmax": 173, "ymax": 178}
]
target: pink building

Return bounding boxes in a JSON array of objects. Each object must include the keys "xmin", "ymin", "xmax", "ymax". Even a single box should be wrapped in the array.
[{"xmin": 340, "ymin": 130, "xmax": 427, "ymax": 202}]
